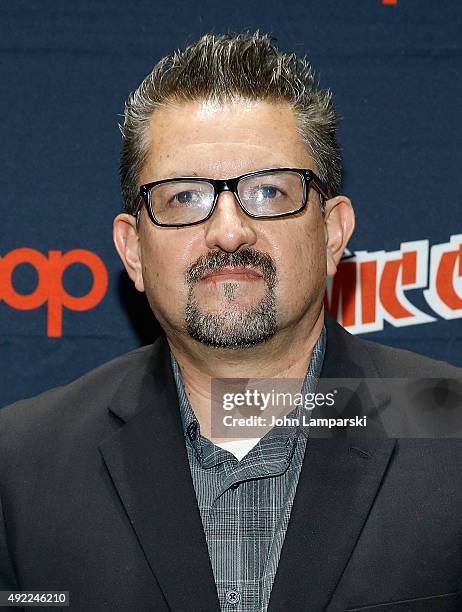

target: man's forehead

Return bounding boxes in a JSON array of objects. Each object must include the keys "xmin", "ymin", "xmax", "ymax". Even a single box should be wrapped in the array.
[{"xmin": 141, "ymin": 99, "xmax": 315, "ymax": 181}]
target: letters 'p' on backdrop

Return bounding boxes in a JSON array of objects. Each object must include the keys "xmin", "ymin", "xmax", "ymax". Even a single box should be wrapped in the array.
[{"xmin": 1, "ymin": 0, "xmax": 461, "ymax": 407}]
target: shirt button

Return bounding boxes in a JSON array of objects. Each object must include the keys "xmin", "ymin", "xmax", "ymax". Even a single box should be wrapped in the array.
[
  {"xmin": 230, "ymin": 482, "xmax": 240, "ymax": 490},
  {"xmin": 225, "ymin": 589, "xmax": 240, "ymax": 605}
]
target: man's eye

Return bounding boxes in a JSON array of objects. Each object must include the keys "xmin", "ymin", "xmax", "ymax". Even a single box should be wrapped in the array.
[
  {"xmin": 171, "ymin": 191, "xmax": 201, "ymax": 206},
  {"xmin": 256, "ymin": 185, "xmax": 281, "ymax": 199},
  {"xmin": 249, "ymin": 185, "xmax": 287, "ymax": 203}
]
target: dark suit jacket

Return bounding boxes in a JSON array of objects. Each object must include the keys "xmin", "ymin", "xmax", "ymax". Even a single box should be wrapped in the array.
[{"xmin": 1, "ymin": 314, "xmax": 462, "ymax": 611}]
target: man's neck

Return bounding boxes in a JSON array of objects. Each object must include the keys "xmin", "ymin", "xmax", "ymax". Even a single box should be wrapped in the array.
[{"xmin": 166, "ymin": 307, "xmax": 325, "ymax": 441}]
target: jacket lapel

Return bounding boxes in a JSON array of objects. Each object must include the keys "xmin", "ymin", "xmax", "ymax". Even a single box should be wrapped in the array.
[
  {"xmin": 99, "ymin": 336, "xmax": 220, "ymax": 612},
  {"xmin": 268, "ymin": 314, "xmax": 396, "ymax": 611}
]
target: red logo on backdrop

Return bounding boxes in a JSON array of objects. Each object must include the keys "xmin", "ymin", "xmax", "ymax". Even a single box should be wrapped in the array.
[
  {"xmin": 325, "ymin": 234, "xmax": 462, "ymax": 333},
  {"xmin": 0, "ymin": 248, "xmax": 108, "ymax": 337}
]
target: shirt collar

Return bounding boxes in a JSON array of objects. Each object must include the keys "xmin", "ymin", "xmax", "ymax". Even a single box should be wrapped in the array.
[{"xmin": 171, "ymin": 325, "xmax": 326, "ymax": 463}]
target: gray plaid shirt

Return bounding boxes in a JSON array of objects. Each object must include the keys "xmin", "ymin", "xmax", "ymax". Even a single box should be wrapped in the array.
[{"xmin": 171, "ymin": 327, "xmax": 326, "ymax": 612}]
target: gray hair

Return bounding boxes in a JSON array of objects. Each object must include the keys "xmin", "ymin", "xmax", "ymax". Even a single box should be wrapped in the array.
[{"xmin": 119, "ymin": 31, "xmax": 342, "ymax": 214}]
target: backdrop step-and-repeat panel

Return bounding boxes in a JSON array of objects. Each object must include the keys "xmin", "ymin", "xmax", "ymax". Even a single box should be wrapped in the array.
[{"xmin": 1, "ymin": 0, "xmax": 461, "ymax": 407}]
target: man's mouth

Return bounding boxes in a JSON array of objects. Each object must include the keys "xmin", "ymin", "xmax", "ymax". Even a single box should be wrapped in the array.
[
  {"xmin": 186, "ymin": 247, "xmax": 277, "ymax": 289},
  {"xmin": 201, "ymin": 267, "xmax": 263, "ymax": 283}
]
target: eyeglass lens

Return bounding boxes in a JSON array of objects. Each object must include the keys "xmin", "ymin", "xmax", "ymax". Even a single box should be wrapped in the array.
[{"xmin": 149, "ymin": 171, "xmax": 305, "ymax": 225}]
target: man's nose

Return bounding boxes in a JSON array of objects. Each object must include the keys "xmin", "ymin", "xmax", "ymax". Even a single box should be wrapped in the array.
[{"xmin": 204, "ymin": 191, "xmax": 258, "ymax": 252}]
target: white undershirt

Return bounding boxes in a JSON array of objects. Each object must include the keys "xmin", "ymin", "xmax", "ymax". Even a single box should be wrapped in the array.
[{"xmin": 214, "ymin": 438, "xmax": 262, "ymax": 461}]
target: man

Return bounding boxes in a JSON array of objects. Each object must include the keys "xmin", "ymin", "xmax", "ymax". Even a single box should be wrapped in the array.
[{"xmin": 1, "ymin": 32, "xmax": 461, "ymax": 612}]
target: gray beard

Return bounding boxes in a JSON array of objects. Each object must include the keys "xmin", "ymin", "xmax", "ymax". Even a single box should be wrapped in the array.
[{"xmin": 185, "ymin": 282, "xmax": 277, "ymax": 349}]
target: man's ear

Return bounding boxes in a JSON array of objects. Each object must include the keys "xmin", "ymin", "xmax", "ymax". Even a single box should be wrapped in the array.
[
  {"xmin": 113, "ymin": 213, "xmax": 145, "ymax": 292},
  {"xmin": 323, "ymin": 195, "xmax": 355, "ymax": 277}
]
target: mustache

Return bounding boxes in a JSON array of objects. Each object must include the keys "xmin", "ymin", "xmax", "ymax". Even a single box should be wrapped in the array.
[{"xmin": 186, "ymin": 248, "xmax": 277, "ymax": 288}]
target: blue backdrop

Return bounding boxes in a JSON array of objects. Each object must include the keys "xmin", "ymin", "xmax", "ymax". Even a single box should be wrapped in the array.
[{"xmin": 1, "ymin": 0, "xmax": 461, "ymax": 407}]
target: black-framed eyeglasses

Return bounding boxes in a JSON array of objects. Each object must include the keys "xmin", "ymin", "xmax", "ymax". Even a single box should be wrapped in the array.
[{"xmin": 133, "ymin": 167, "xmax": 329, "ymax": 228}]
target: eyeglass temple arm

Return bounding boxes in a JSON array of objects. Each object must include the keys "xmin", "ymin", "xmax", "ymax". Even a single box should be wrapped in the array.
[
  {"xmin": 131, "ymin": 195, "xmax": 144, "ymax": 223},
  {"xmin": 310, "ymin": 175, "xmax": 329, "ymax": 202}
]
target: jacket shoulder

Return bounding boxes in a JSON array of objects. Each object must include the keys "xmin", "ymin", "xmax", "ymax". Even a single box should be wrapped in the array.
[{"xmin": 354, "ymin": 333, "xmax": 461, "ymax": 378}]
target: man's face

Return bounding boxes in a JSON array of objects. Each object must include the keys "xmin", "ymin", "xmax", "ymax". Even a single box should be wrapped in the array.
[{"xmin": 116, "ymin": 99, "xmax": 350, "ymax": 348}]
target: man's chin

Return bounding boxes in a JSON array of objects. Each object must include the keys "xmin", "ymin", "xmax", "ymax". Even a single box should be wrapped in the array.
[
  {"xmin": 184, "ymin": 300, "xmax": 278, "ymax": 349},
  {"xmin": 187, "ymin": 326, "xmax": 277, "ymax": 350}
]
